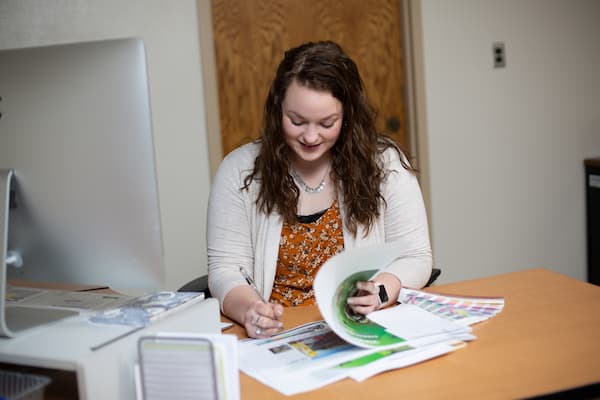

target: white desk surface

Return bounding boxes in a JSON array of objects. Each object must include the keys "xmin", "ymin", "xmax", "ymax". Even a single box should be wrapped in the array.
[{"xmin": 0, "ymin": 297, "xmax": 221, "ymax": 399}]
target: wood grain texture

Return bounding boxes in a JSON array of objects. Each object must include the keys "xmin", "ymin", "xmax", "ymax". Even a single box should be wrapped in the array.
[
  {"xmin": 225, "ymin": 269, "xmax": 600, "ymax": 399},
  {"xmin": 211, "ymin": 0, "xmax": 408, "ymax": 156}
]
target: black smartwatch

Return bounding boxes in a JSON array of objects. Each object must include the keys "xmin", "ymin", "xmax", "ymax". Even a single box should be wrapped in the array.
[{"xmin": 373, "ymin": 282, "xmax": 389, "ymax": 307}]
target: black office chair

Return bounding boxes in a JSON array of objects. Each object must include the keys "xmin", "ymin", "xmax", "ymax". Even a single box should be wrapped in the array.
[
  {"xmin": 426, "ymin": 268, "xmax": 441, "ymax": 287},
  {"xmin": 178, "ymin": 268, "xmax": 442, "ymax": 296},
  {"xmin": 178, "ymin": 275, "xmax": 212, "ymax": 298}
]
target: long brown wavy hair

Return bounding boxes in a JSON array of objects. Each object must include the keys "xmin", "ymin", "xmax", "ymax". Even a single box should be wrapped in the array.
[{"xmin": 243, "ymin": 41, "xmax": 414, "ymax": 236}]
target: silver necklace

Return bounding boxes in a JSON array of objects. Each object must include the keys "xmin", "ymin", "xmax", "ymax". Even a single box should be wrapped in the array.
[{"xmin": 290, "ymin": 167, "xmax": 328, "ymax": 193}]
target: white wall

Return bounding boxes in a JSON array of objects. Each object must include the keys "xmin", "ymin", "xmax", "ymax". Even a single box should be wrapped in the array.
[
  {"xmin": 419, "ymin": 0, "xmax": 600, "ymax": 283},
  {"xmin": 0, "ymin": 0, "xmax": 211, "ymax": 290}
]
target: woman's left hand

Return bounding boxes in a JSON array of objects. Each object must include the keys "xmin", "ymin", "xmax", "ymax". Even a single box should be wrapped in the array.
[
  {"xmin": 346, "ymin": 272, "xmax": 401, "ymax": 316},
  {"xmin": 346, "ymin": 280, "xmax": 384, "ymax": 315}
]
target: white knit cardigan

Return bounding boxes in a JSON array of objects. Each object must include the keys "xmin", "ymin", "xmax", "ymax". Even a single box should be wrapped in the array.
[{"xmin": 207, "ymin": 142, "xmax": 432, "ymax": 308}]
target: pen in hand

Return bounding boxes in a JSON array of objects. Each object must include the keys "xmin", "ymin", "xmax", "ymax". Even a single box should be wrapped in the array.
[
  {"xmin": 239, "ymin": 266, "xmax": 284, "ymax": 336},
  {"xmin": 239, "ymin": 266, "xmax": 268, "ymax": 303}
]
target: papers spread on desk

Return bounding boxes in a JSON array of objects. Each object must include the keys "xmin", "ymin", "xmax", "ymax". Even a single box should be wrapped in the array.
[
  {"xmin": 239, "ymin": 243, "xmax": 504, "ymax": 396},
  {"xmin": 239, "ymin": 318, "xmax": 469, "ymax": 395},
  {"xmin": 399, "ymin": 287, "xmax": 505, "ymax": 326}
]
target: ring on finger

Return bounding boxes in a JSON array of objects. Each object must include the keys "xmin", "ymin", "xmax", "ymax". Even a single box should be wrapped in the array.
[{"xmin": 255, "ymin": 328, "xmax": 262, "ymax": 336}]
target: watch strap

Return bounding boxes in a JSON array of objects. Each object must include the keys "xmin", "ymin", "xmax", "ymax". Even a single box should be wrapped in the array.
[{"xmin": 372, "ymin": 281, "xmax": 389, "ymax": 306}]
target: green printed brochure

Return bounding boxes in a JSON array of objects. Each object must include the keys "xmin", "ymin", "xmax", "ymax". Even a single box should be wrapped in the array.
[
  {"xmin": 313, "ymin": 242, "xmax": 411, "ymax": 349},
  {"xmin": 333, "ymin": 270, "xmax": 404, "ymax": 347}
]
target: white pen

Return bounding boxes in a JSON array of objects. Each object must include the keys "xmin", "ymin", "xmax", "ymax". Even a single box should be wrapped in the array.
[{"xmin": 239, "ymin": 266, "xmax": 268, "ymax": 303}]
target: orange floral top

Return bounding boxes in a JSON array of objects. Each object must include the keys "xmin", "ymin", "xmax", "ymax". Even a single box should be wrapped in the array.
[{"xmin": 269, "ymin": 200, "xmax": 345, "ymax": 306}]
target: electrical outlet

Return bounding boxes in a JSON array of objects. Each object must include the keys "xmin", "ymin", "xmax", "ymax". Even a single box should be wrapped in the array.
[{"xmin": 493, "ymin": 42, "xmax": 506, "ymax": 68}]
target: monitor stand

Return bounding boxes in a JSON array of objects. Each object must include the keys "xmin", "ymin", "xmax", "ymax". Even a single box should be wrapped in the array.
[{"xmin": 0, "ymin": 169, "xmax": 78, "ymax": 338}]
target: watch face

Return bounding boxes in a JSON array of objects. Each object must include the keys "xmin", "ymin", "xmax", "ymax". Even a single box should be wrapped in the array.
[{"xmin": 378, "ymin": 284, "xmax": 389, "ymax": 304}]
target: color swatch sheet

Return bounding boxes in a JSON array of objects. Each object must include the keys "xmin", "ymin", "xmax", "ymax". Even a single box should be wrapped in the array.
[{"xmin": 399, "ymin": 288, "xmax": 504, "ymax": 326}]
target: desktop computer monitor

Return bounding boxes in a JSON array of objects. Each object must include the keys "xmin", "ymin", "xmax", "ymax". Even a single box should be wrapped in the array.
[{"xmin": 0, "ymin": 38, "xmax": 165, "ymax": 336}]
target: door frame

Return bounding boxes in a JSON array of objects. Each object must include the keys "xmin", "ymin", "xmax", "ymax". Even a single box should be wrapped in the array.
[{"xmin": 401, "ymin": 0, "xmax": 431, "ymax": 220}]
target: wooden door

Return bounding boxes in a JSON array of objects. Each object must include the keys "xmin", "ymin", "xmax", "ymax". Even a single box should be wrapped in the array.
[{"xmin": 211, "ymin": 0, "xmax": 408, "ymax": 156}]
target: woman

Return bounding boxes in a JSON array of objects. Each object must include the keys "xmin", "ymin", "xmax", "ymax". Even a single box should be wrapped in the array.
[{"xmin": 208, "ymin": 41, "xmax": 432, "ymax": 338}]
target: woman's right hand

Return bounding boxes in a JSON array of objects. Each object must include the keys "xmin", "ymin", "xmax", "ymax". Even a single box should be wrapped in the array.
[
  {"xmin": 222, "ymin": 284, "xmax": 285, "ymax": 338},
  {"xmin": 243, "ymin": 300, "xmax": 284, "ymax": 338}
]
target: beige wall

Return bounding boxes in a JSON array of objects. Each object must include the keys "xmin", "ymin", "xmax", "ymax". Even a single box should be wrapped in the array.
[
  {"xmin": 0, "ymin": 0, "xmax": 212, "ymax": 290},
  {"xmin": 418, "ymin": 0, "xmax": 600, "ymax": 283}
]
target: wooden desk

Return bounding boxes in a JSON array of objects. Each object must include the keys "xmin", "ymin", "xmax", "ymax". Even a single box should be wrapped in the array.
[{"xmin": 227, "ymin": 268, "xmax": 600, "ymax": 399}]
